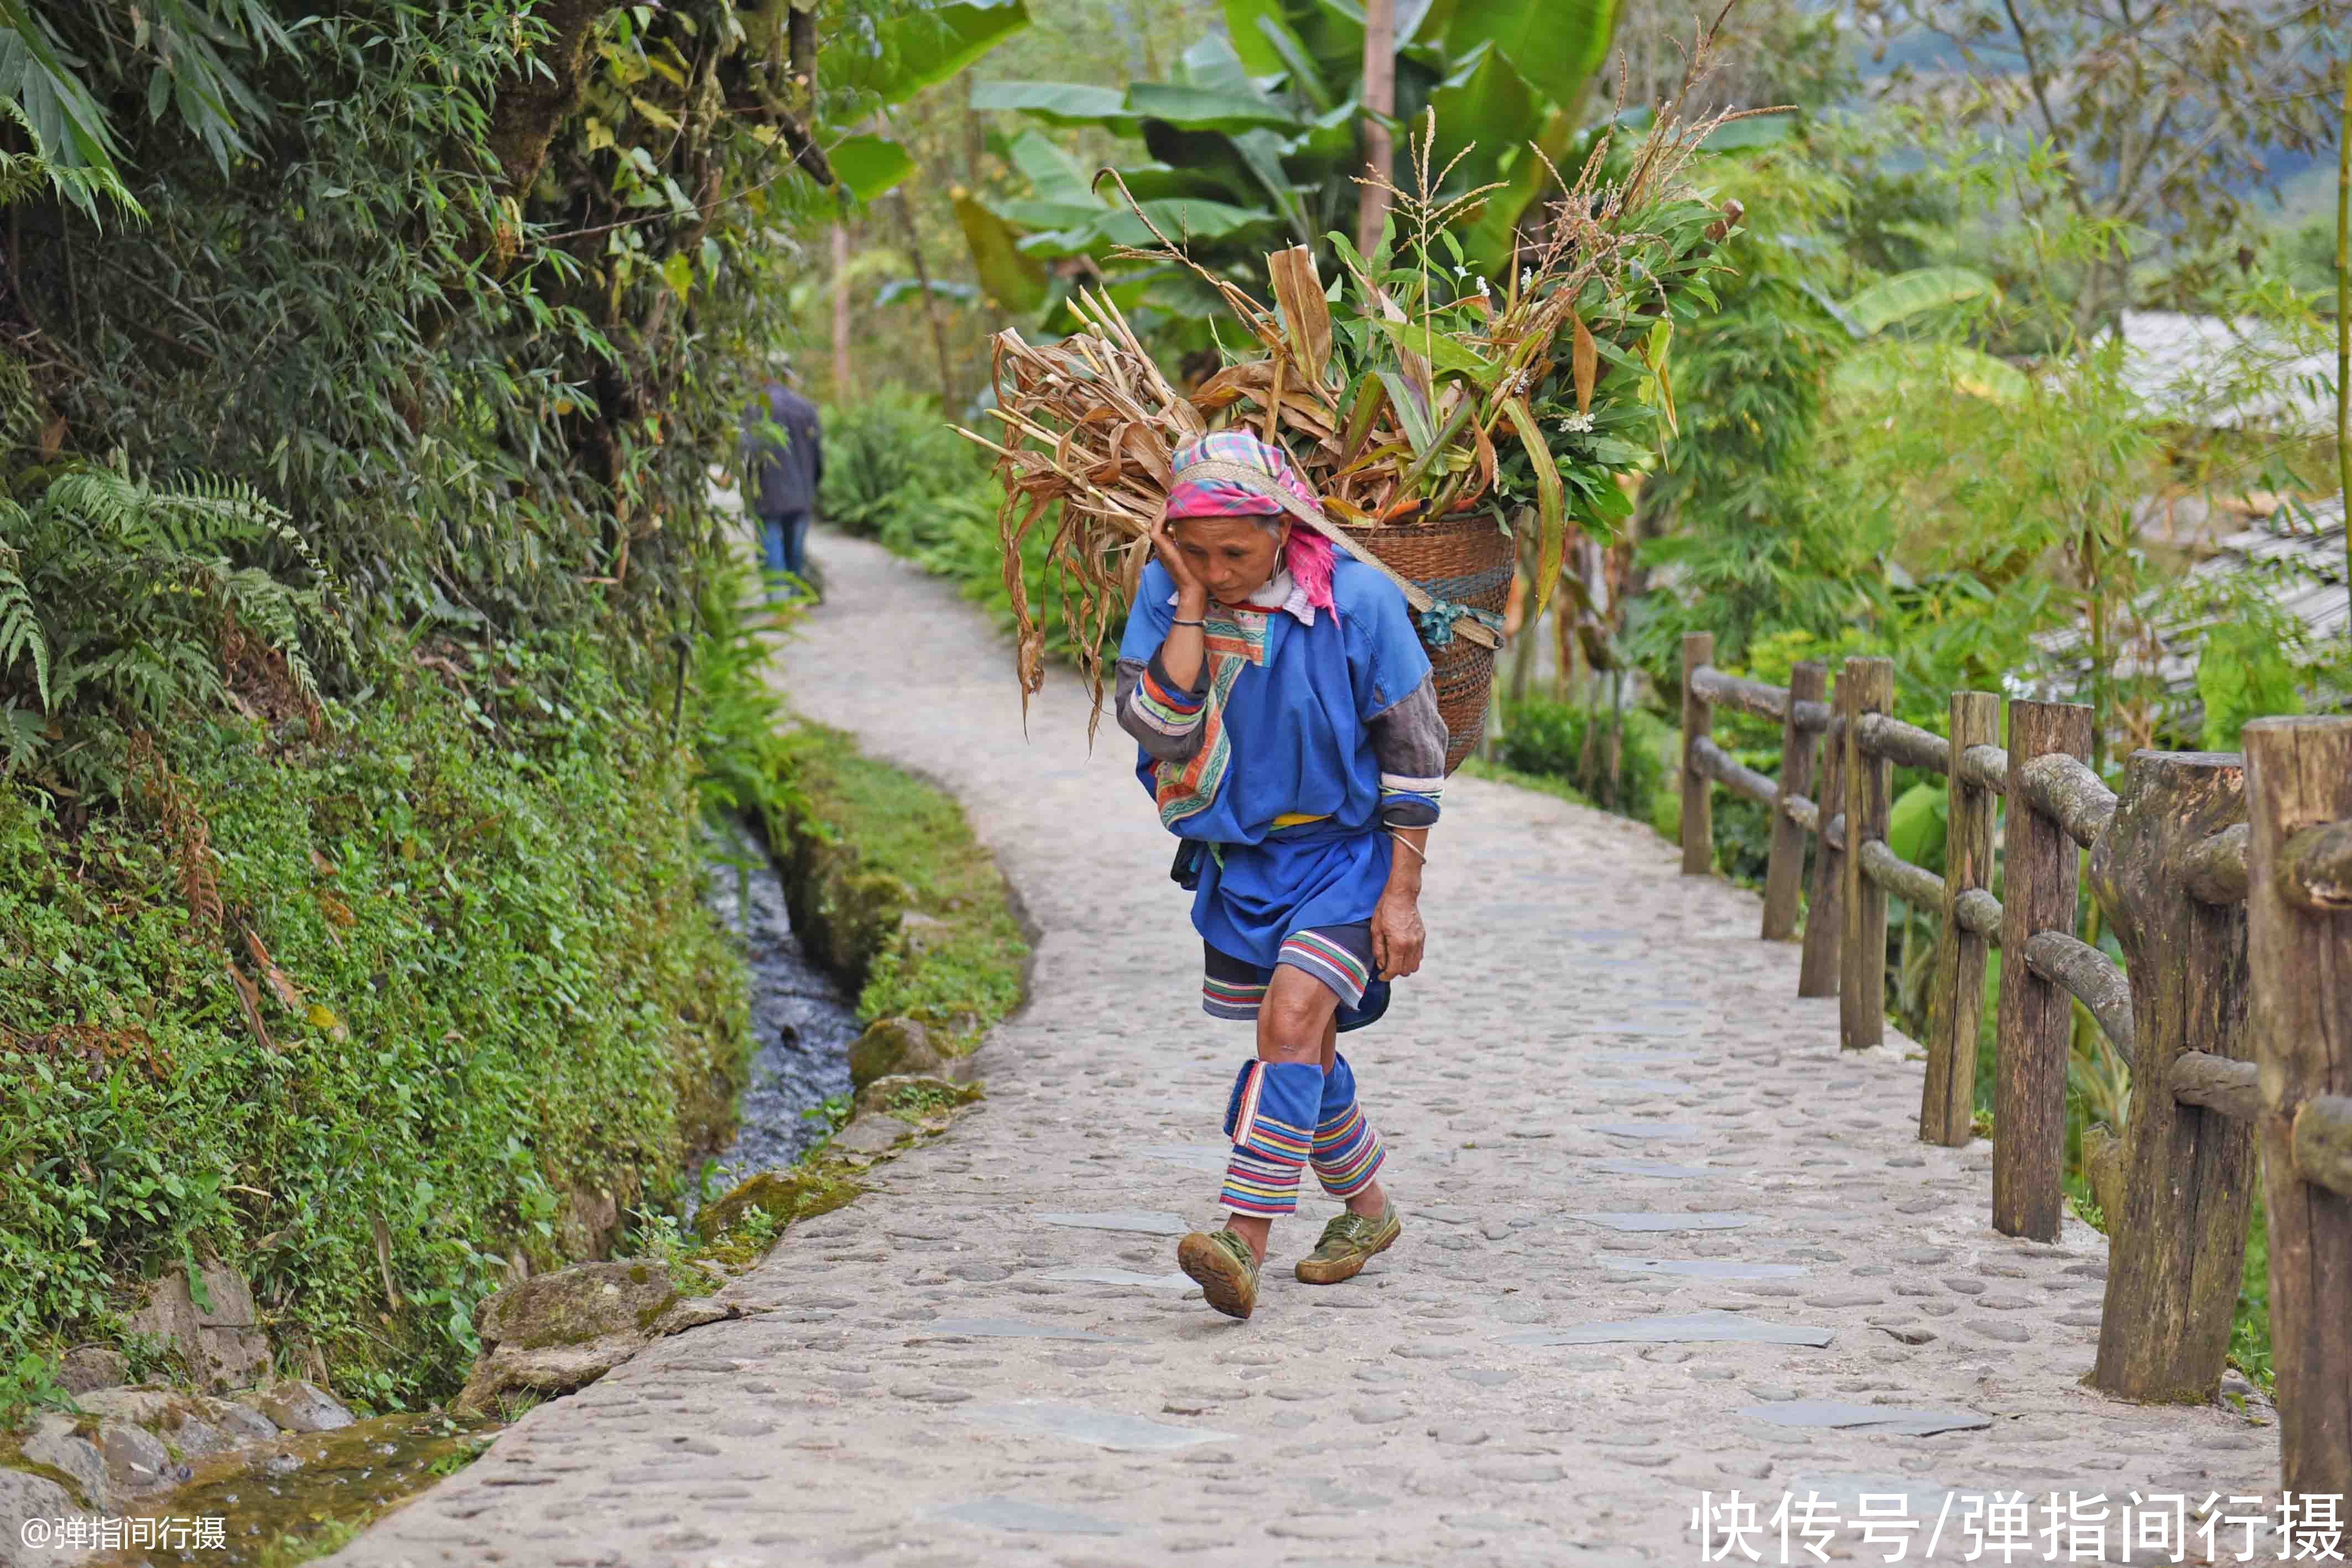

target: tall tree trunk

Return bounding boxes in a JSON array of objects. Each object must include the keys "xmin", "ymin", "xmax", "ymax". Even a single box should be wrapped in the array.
[
  {"xmin": 892, "ymin": 189, "xmax": 958, "ymax": 408},
  {"xmin": 787, "ymin": 2, "xmax": 818, "ymax": 122},
  {"xmin": 486, "ymin": 0, "xmax": 615, "ymax": 199},
  {"xmin": 831, "ymin": 222, "xmax": 853, "ymax": 395},
  {"xmin": 959, "ymin": 69, "xmax": 988, "ymax": 187},
  {"xmin": 1355, "ymin": 0, "xmax": 1395, "ymax": 259}
]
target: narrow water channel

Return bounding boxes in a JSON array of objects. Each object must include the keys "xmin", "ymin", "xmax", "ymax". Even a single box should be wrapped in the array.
[
  {"xmin": 91, "ymin": 820, "xmax": 856, "ymax": 1566},
  {"xmin": 691, "ymin": 815, "xmax": 862, "ymax": 1201}
]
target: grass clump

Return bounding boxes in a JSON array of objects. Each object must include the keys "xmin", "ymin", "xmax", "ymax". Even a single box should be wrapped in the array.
[{"xmin": 780, "ymin": 723, "xmax": 1028, "ymax": 1050}]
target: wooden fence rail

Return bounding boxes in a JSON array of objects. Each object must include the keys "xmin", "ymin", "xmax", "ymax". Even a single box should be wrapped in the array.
[{"xmin": 1676, "ymin": 651, "xmax": 2352, "ymax": 1496}]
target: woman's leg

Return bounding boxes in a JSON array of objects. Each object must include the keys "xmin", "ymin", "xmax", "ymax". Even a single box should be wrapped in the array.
[
  {"xmin": 1312, "ymin": 1014, "xmax": 1390, "ymax": 1222},
  {"xmin": 1222, "ymin": 964, "xmax": 1340, "ymax": 1264}
]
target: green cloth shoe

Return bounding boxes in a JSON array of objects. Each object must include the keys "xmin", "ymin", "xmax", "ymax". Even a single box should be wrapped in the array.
[
  {"xmin": 1294, "ymin": 1204, "xmax": 1401, "ymax": 1284},
  {"xmin": 1177, "ymin": 1228, "xmax": 1261, "ymax": 1320}
]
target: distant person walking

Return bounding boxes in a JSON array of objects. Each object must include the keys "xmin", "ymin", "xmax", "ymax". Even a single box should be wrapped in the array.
[{"xmin": 739, "ymin": 367, "xmax": 823, "ymax": 601}]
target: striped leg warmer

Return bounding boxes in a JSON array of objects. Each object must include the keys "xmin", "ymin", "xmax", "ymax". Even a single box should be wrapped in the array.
[
  {"xmin": 1312, "ymin": 1053, "xmax": 1387, "ymax": 1199},
  {"xmin": 1219, "ymin": 1059, "xmax": 1321, "ymax": 1217}
]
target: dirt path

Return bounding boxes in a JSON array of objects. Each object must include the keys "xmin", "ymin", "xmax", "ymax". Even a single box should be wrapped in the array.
[{"xmin": 327, "ymin": 529, "xmax": 2277, "ymax": 1568}]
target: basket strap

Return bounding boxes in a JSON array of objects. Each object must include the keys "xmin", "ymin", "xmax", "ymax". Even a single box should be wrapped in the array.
[{"xmin": 1172, "ymin": 459, "xmax": 1503, "ymax": 652}]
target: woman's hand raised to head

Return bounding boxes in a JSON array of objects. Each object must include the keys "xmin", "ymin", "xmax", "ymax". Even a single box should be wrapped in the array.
[{"xmin": 1151, "ymin": 512, "xmax": 1210, "ymax": 613}]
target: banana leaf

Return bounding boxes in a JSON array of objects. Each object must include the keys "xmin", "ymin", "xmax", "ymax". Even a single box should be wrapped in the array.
[
  {"xmin": 955, "ymin": 194, "xmax": 1048, "ymax": 314},
  {"xmin": 969, "ymin": 80, "xmax": 1133, "ymax": 131},
  {"xmin": 1841, "ymin": 266, "xmax": 1998, "ymax": 336},
  {"xmin": 878, "ymin": 0, "xmax": 1033, "ymax": 106},
  {"xmin": 828, "ymin": 134, "xmax": 915, "ymax": 201},
  {"xmin": 1444, "ymin": 0, "xmax": 1616, "ymax": 110},
  {"xmin": 1427, "ymin": 44, "xmax": 1534, "ymax": 189},
  {"xmin": 1127, "ymin": 81, "xmax": 1304, "ymax": 132},
  {"xmin": 1007, "ymin": 128, "xmax": 1101, "ymax": 207}
]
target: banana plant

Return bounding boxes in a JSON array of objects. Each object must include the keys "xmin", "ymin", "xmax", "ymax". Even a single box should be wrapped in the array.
[
  {"xmin": 826, "ymin": 0, "xmax": 1035, "ymax": 201},
  {"xmin": 962, "ymin": 0, "xmax": 1622, "ymax": 334},
  {"xmin": 1824, "ymin": 265, "xmax": 2031, "ymax": 403}
]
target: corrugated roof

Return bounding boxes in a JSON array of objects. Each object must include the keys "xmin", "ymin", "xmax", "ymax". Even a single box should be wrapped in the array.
[
  {"xmin": 2116, "ymin": 310, "xmax": 2335, "ymax": 435},
  {"xmin": 2031, "ymin": 496, "xmax": 2347, "ymax": 702}
]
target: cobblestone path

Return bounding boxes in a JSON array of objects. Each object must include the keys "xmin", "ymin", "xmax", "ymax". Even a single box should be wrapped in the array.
[{"xmin": 331, "ymin": 531, "xmax": 2277, "ymax": 1567}]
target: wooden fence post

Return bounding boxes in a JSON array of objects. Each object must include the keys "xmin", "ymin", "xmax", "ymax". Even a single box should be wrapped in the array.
[
  {"xmin": 1797, "ymin": 671, "xmax": 1845, "ymax": 998},
  {"xmin": 1921, "ymin": 690, "xmax": 2000, "ymax": 1145},
  {"xmin": 1762, "ymin": 660, "xmax": 1824, "ymax": 941},
  {"xmin": 2085, "ymin": 751, "xmax": 2253, "ymax": 1403},
  {"xmin": 1839, "ymin": 657, "xmax": 1895, "ymax": 1050},
  {"xmin": 1680, "ymin": 632, "xmax": 1714, "ymax": 876},
  {"xmin": 2245, "ymin": 716, "xmax": 2352, "ymax": 1498},
  {"xmin": 1993, "ymin": 699, "xmax": 2096, "ymax": 1242}
]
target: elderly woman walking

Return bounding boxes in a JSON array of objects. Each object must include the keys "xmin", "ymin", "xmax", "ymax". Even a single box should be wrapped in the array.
[{"xmin": 1114, "ymin": 431, "xmax": 1446, "ymax": 1321}]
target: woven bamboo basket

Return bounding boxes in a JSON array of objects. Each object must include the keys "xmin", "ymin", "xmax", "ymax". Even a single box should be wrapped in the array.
[{"xmin": 1352, "ymin": 509, "xmax": 1515, "ymax": 772}]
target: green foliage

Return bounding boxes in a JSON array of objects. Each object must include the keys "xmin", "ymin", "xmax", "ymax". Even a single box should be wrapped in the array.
[
  {"xmin": 816, "ymin": 389, "xmax": 1111, "ymax": 670},
  {"xmin": 1630, "ymin": 132, "xmax": 1893, "ymax": 674},
  {"xmin": 1886, "ymin": 780, "xmax": 1947, "ymax": 870},
  {"xmin": 0, "ymin": 638, "xmax": 751, "ymax": 1419},
  {"xmin": 688, "ymin": 564, "xmax": 811, "ymax": 841},
  {"xmin": 2198, "ymin": 617, "xmax": 2307, "ymax": 752},
  {"xmin": 1495, "ymin": 699, "xmax": 1676, "ymax": 829},
  {"xmin": 965, "ymin": 0, "xmax": 1627, "ymax": 331},
  {"xmin": 0, "ymin": 451, "xmax": 350, "ymax": 801},
  {"xmin": 819, "ymin": 387, "xmax": 988, "ymax": 540},
  {"xmin": 7, "ymin": 0, "xmax": 1028, "ymax": 677},
  {"xmin": 781, "ymin": 723, "xmax": 1028, "ymax": 1043}
]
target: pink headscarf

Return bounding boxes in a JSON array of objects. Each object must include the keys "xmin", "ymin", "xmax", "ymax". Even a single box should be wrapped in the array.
[{"xmin": 1163, "ymin": 431, "xmax": 1336, "ymax": 614}]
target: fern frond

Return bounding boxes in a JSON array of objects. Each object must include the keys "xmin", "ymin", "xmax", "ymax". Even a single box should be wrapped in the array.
[
  {"xmin": 0, "ymin": 540, "xmax": 47, "ymax": 708},
  {"xmin": 0, "ymin": 353, "xmax": 34, "ymax": 455}
]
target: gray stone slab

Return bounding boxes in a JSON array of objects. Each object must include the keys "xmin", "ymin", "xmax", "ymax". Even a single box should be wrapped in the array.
[
  {"xmin": 1604, "ymin": 1258, "xmax": 1810, "ymax": 1280},
  {"xmin": 1133, "ymin": 1143, "xmax": 1231, "ymax": 1174},
  {"xmin": 1570, "ymin": 1211, "xmax": 1761, "ymax": 1232},
  {"xmin": 1591, "ymin": 1051, "xmax": 1701, "ymax": 1065},
  {"xmin": 1591, "ymin": 1159, "xmax": 1726, "ymax": 1179},
  {"xmin": 1590, "ymin": 1123, "xmax": 1707, "ymax": 1140},
  {"xmin": 965, "ymin": 1400, "xmax": 1234, "ymax": 1452},
  {"xmin": 918, "ymin": 1317, "xmax": 1125, "ymax": 1341},
  {"xmin": 1744, "ymin": 1400, "xmax": 1992, "ymax": 1436},
  {"xmin": 933, "ymin": 1496, "xmax": 1126, "ymax": 1535},
  {"xmin": 1036, "ymin": 1267, "xmax": 1198, "ymax": 1291},
  {"xmin": 1499, "ymin": 1310, "xmax": 1834, "ymax": 1348},
  {"xmin": 1036, "ymin": 1210, "xmax": 1188, "ymax": 1235}
]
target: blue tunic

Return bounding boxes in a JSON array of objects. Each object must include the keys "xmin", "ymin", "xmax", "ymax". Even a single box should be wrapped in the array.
[{"xmin": 1117, "ymin": 558, "xmax": 1436, "ymax": 968}]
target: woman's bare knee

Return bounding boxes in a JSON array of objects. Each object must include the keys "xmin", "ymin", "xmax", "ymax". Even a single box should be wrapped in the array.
[{"xmin": 1257, "ymin": 968, "xmax": 1338, "ymax": 1060}]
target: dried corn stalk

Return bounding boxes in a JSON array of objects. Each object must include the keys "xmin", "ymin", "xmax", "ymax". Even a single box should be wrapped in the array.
[{"xmin": 957, "ymin": 35, "xmax": 1767, "ymax": 729}]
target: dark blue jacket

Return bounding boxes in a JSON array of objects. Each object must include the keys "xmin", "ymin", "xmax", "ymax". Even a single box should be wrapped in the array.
[{"xmin": 740, "ymin": 382, "xmax": 823, "ymax": 517}]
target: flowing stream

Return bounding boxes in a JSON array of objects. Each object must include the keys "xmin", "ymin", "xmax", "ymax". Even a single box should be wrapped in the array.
[{"xmin": 690, "ymin": 816, "xmax": 861, "ymax": 1203}]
